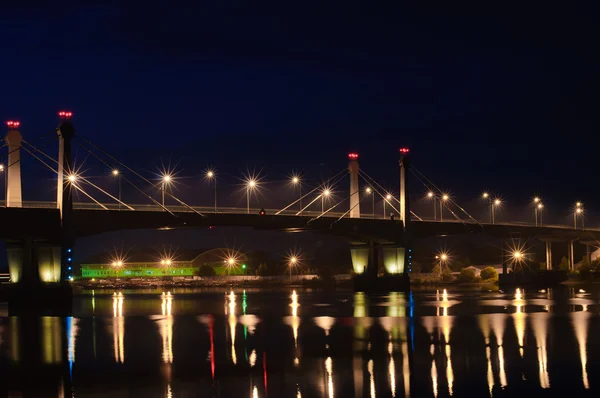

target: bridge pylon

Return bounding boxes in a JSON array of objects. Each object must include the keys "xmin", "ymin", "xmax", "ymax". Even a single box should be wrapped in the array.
[
  {"xmin": 4, "ymin": 121, "xmax": 23, "ymax": 207},
  {"xmin": 56, "ymin": 112, "xmax": 76, "ymax": 282},
  {"xmin": 348, "ymin": 153, "xmax": 360, "ymax": 218}
]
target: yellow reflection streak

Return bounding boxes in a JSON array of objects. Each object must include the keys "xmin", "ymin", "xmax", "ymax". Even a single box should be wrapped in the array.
[
  {"xmin": 297, "ymin": 384, "xmax": 302, "ymax": 398},
  {"xmin": 445, "ymin": 345, "xmax": 453, "ymax": 395},
  {"xmin": 252, "ymin": 385, "xmax": 258, "ymax": 398},
  {"xmin": 111, "ymin": 292, "xmax": 125, "ymax": 363},
  {"xmin": 431, "ymin": 356, "xmax": 438, "ymax": 398},
  {"xmin": 532, "ymin": 314, "xmax": 549, "ymax": 388},
  {"xmin": 166, "ymin": 383, "xmax": 172, "ymax": 398},
  {"xmin": 325, "ymin": 356, "xmax": 334, "ymax": 398},
  {"xmin": 513, "ymin": 288, "xmax": 525, "ymax": 357},
  {"xmin": 368, "ymin": 359, "xmax": 376, "ymax": 398},
  {"xmin": 249, "ymin": 349, "xmax": 257, "ymax": 367},
  {"xmin": 290, "ymin": 290, "xmax": 300, "ymax": 347},
  {"xmin": 489, "ymin": 314, "xmax": 507, "ymax": 387},
  {"xmin": 402, "ymin": 342, "xmax": 410, "ymax": 398},
  {"xmin": 388, "ymin": 343, "xmax": 396, "ymax": 397},
  {"xmin": 572, "ymin": 311, "xmax": 590, "ymax": 389},
  {"xmin": 227, "ymin": 291, "xmax": 237, "ymax": 365},
  {"xmin": 158, "ymin": 292, "xmax": 173, "ymax": 363},
  {"xmin": 486, "ymin": 347, "xmax": 493, "ymax": 396},
  {"xmin": 315, "ymin": 317, "xmax": 336, "ymax": 336},
  {"xmin": 9, "ymin": 317, "xmax": 19, "ymax": 362},
  {"xmin": 42, "ymin": 317, "xmax": 62, "ymax": 364}
]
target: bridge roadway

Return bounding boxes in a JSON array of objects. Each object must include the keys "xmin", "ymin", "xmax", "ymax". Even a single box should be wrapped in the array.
[{"xmin": 1, "ymin": 201, "xmax": 599, "ymax": 243}]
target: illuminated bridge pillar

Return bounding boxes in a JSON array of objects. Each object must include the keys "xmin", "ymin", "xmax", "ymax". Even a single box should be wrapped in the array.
[
  {"xmin": 4, "ymin": 121, "xmax": 23, "ymax": 207},
  {"xmin": 348, "ymin": 153, "xmax": 360, "ymax": 218},
  {"xmin": 399, "ymin": 148, "xmax": 412, "ymax": 272},
  {"xmin": 56, "ymin": 111, "xmax": 75, "ymax": 282}
]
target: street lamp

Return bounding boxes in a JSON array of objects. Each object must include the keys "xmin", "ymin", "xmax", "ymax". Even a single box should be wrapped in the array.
[
  {"xmin": 537, "ymin": 203, "xmax": 544, "ymax": 226},
  {"xmin": 440, "ymin": 194, "xmax": 449, "ymax": 222},
  {"xmin": 574, "ymin": 206, "xmax": 584, "ymax": 229},
  {"xmin": 365, "ymin": 187, "xmax": 374, "ymax": 219},
  {"xmin": 321, "ymin": 189, "xmax": 331, "ymax": 213},
  {"xmin": 533, "ymin": 197, "xmax": 541, "ymax": 226},
  {"xmin": 246, "ymin": 179, "xmax": 257, "ymax": 214},
  {"xmin": 112, "ymin": 169, "xmax": 121, "ymax": 210},
  {"xmin": 436, "ymin": 253, "xmax": 449, "ymax": 278},
  {"xmin": 161, "ymin": 174, "xmax": 172, "ymax": 207},
  {"xmin": 289, "ymin": 256, "xmax": 298, "ymax": 280},
  {"xmin": 67, "ymin": 174, "xmax": 77, "ymax": 183},
  {"xmin": 384, "ymin": 193, "xmax": 392, "ymax": 219},
  {"xmin": 205, "ymin": 169, "xmax": 217, "ymax": 213},
  {"xmin": 492, "ymin": 198, "xmax": 501, "ymax": 224},
  {"xmin": 112, "ymin": 260, "xmax": 124, "ymax": 280},
  {"xmin": 482, "ymin": 192, "xmax": 492, "ymax": 223},
  {"xmin": 427, "ymin": 191, "xmax": 437, "ymax": 221},
  {"xmin": 291, "ymin": 175, "xmax": 302, "ymax": 212}
]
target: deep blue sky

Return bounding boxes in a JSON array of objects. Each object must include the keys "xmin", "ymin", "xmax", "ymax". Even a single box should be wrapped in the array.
[{"xmin": 1, "ymin": 1, "xmax": 599, "ymax": 221}]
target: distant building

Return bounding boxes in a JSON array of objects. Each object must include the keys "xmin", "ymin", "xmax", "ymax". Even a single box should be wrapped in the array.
[{"xmin": 79, "ymin": 248, "xmax": 248, "ymax": 279}]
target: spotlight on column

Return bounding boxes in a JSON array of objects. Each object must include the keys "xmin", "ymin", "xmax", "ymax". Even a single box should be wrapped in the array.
[{"xmin": 58, "ymin": 111, "xmax": 73, "ymax": 120}]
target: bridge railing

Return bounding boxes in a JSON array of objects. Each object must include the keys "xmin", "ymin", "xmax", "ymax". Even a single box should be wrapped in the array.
[{"xmin": 2, "ymin": 201, "xmax": 594, "ymax": 230}]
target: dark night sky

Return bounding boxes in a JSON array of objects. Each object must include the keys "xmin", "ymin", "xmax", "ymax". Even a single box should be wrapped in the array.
[{"xmin": 1, "ymin": 1, "xmax": 599, "ymax": 221}]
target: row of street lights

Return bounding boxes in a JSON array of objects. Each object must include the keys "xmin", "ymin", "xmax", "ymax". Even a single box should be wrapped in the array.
[
  {"xmin": 59, "ymin": 167, "xmax": 588, "ymax": 228},
  {"xmin": 425, "ymin": 191, "xmax": 585, "ymax": 228}
]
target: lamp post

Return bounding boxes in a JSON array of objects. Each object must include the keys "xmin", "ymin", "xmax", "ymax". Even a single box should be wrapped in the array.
[
  {"xmin": 533, "ymin": 197, "xmax": 541, "ymax": 226},
  {"xmin": 427, "ymin": 191, "xmax": 437, "ymax": 221},
  {"xmin": 482, "ymin": 192, "xmax": 492, "ymax": 223},
  {"xmin": 112, "ymin": 169, "xmax": 121, "ymax": 210},
  {"xmin": 436, "ymin": 253, "xmax": 449, "ymax": 278},
  {"xmin": 247, "ymin": 179, "xmax": 257, "ymax": 214},
  {"xmin": 574, "ymin": 205, "xmax": 584, "ymax": 229},
  {"xmin": 537, "ymin": 203, "xmax": 544, "ymax": 226},
  {"xmin": 492, "ymin": 198, "xmax": 501, "ymax": 224},
  {"xmin": 292, "ymin": 176, "xmax": 302, "ymax": 212},
  {"xmin": 321, "ymin": 189, "xmax": 330, "ymax": 213},
  {"xmin": 440, "ymin": 194, "xmax": 449, "ymax": 222},
  {"xmin": 112, "ymin": 260, "xmax": 124, "ymax": 281},
  {"xmin": 384, "ymin": 194, "xmax": 392, "ymax": 219},
  {"xmin": 162, "ymin": 174, "xmax": 171, "ymax": 207},
  {"xmin": 289, "ymin": 256, "xmax": 297, "ymax": 281},
  {"xmin": 366, "ymin": 187, "xmax": 374, "ymax": 219},
  {"xmin": 206, "ymin": 170, "xmax": 217, "ymax": 213}
]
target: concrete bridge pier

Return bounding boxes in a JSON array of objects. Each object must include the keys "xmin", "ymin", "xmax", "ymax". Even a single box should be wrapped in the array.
[
  {"xmin": 545, "ymin": 240, "xmax": 553, "ymax": 270},
  {"xmin": 351, "ymin": 240, "xmax": 410, "ymax": 291},
  {"xmin": 6, "ymin": 239, "xmax": 71, "ymax": 314}
]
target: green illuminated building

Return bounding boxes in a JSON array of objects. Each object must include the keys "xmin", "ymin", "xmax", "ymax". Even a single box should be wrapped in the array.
[{"xmin": 79, "ymin": 248, "xmax": 248, "ymax": 279}]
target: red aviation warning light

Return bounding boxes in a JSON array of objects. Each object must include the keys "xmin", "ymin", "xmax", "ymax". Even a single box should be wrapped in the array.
[
  {"xmin": 5, "ymin": 121, "xmax": 20, "ymax": 128},
  {"xmin": 399, "ymin": 148, "xmax": 410, "ymax": 154},
  {"xmin": 58, "ymin": 111, "xmax": 73, "ymax": 119},
  {"xmin": 348, "ymin": 153, "xmax": 359, "ymax": 160}
]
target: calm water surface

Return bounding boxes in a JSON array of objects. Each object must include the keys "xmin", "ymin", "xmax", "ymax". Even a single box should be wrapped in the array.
[{"xmin": 1, "ymin": 286, "xmax": 599, "ymax": 397}]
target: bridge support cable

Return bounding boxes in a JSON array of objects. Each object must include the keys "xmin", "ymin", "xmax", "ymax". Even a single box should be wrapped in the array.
[
  {"xmin": 358, "ymin": 170, "xmax": 424, "ymax": 221},
  {"xmin": 330, "ymin": 188, "xmax": 367, "ymax": 224},
  {"xmin": 297, "ymin": 170, "xmax": 350, "ymax": 217},
  {"xmin": 22, "ymin": 141, "xmax": 135, "ymax": 211},
  {"xmin": 276, "ymin": 168, "xmax": 348, "ymax": 215},
  {"xmin": 0, "ymin": 131, "xmax": 57, "ymax": 172},
  {"xmin": 357, "ymin": 170, "xmax": 400, "ymax": 215},
  {"xmin": 73, "ymin": 135, "xmax": 203, "ymax": 218},
  {"xmin": 410, "ymin": 167, "xmax": 482, "ymax": 227},
  {"xmin": 308, "ymin": 186, "xmax": 356, "ymax": 223},
  {"xmin": 292, "ymin": 170, "xmax": 349, "ymax": 216}
]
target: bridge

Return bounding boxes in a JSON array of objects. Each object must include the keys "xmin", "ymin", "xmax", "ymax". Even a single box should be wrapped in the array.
[{"xmin": 1, "ymin": 113, "xmax": 599, "ymax": 294}]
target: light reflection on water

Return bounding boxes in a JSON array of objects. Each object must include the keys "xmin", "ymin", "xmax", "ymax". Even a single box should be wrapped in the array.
[{"xmin": 2, "ymin": 287, "xmax": 599, "ymax": 397}]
